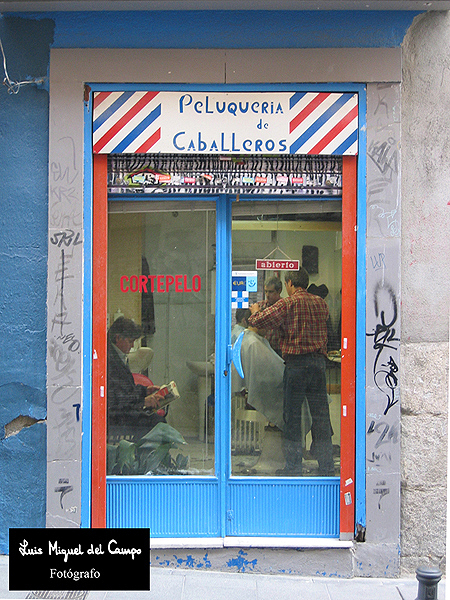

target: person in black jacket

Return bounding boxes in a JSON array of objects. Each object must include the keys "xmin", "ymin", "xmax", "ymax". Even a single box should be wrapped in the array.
[{"xmin": 107, "ymin": 317, "xmax": 166, "ymax": 441}]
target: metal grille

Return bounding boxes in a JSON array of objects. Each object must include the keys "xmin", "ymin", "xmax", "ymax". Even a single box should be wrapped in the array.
[
  {"xmin": 108, "ymin": 153, "xmax": 342, "ymax": 196},
  {"xmin": 232, "ymin": 394, "xmax": 266, "ymax": 455}
]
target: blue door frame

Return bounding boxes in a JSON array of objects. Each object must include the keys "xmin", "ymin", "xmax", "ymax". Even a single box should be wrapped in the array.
[
  {"xmin": 103, "ymin": 193, "xmax": 339, "ymax": 537},
  {"xmin": 83, "ymin": 83, "xmax": 367, "ymax": 539}
]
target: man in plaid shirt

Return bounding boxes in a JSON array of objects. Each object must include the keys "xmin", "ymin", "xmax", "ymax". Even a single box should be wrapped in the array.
[{"xmin": 248, "ymin": 268, "xmax": 334, "ymax": 476}]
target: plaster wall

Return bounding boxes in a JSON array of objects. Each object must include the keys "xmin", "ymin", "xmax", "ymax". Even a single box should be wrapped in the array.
[
  {"xmin": 353, "ymin": 82, "xmax": 402, "ymax": 577},
  {"xmin": 400, "ymin": 11, "xmax": 450, "ymax": 574},
  {"xmin": 0, "ymin": 16, "xmax": 52, "ymax": 553},
  {"xmin": 45, "ymin": 10, "xmax": 417, "ymax": 50}
]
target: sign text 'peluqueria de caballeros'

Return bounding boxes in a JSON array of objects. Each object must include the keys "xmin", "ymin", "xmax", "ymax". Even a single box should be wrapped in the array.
[{"xmin": 93, "ymin": 91, "xmax": 358, "ymax": 156}]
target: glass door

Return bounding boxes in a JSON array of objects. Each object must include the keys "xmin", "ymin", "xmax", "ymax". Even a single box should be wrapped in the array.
[
  {"xmin": 105, "ymin": 200, "xmax": 222, "ymax": 534},
  {"xmin": 230, "ymin": 200, "xmax": 342, "ymax": 478},
  {"xmin": 227, "ymin": 198, "xmax": 342, "ymax": 537},
  {"xmin": 106, "ymin": 204, "xmax": 216, "ymax": 474}
]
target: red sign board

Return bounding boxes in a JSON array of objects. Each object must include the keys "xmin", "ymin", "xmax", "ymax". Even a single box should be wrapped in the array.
[{"xmin": 256, "ymin": 259, "xmax": 300, "ymax": 271}]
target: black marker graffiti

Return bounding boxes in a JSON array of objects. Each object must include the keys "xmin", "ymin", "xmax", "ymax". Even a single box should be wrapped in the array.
[
  {"xmin": 373, "ymin": 486, "xmax": 390, "ymax": 509},
  {"xmin": 50, "ymin": 229, "xmax": 83, "ymax": 248},
  {"xmin": 50, "ymin": 207, "xmax": 82, "ymax": 228},
  {"xmin": 50, "ymin": 387, "xmax": 79, "ymax": 460},
  {"xmin": 52, "ymin": 248, "xmax": 75, "ymax": 335},
  {"xmin": 56, "ymin": 407, "xmax": 77, "ymax": 455},
  {"xmin": 73, "ymin": 403, "xmax": 81, "ymax": 422},
  {"xmin": 367, "ymin": 85, "xmax": 401, "ymax": 239},
  {"xmin": 54, "ymin": 484, "xmax": 74, "ymax": 510},
  {"xmin": 367, "ymin": 137, "xmax": 398, "ymax": 179},
  {"xmin": 48, "ymin": 339, "xmax": 77, "ymax": 385},
  {"xmin": 367, "ymin": 282, "xmax": 400, "ymax": 415},
  {"xmin": 367, "ymin": 451, "xmax": 392, "ymax": 466},
  {"xmin": 367, "ymin": 420, "xmax": 399, "ymax": 448},
  {"xmin": 57, "ymin": 333, "xmax": 81, "ymax": 353},
  {"xmin": 48, "ymin": 137, "xmax": 83, "ymax": 521},
  {"xmin": 375, "ymin": 355, "xmax": 398, "ymax": 414}
]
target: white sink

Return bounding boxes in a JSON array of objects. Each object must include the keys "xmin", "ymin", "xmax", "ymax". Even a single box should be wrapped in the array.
[
  {"xmin": 186, "ymin": 360, "xmax": 214, "ymax": 377},
  {"xmin": 128, "ymin": 347, "xmax": 154, "ymax": 373}
]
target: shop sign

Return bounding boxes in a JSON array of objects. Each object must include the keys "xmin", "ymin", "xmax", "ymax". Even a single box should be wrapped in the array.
[
  {"xmin": 232, "ymin": 271, "xmax": 257, "ymax": 308},
  {"xmin": 93, "ymin": 90, "xmax": 358, "ymax": 156},
  {"xmin": 256, "ymin": 259, "xmax": 300, "ymax": 271}
]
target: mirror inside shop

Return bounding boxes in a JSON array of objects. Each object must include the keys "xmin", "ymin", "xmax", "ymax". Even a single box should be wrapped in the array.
[{"xmin": 106, "ymin": 201, "xmax": 341, "ymax": 478}]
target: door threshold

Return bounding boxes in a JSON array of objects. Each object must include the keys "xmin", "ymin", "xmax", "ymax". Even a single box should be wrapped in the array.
[{"xmin": 150, "ymin": 537, "xmax": 353, "ymax": 549}]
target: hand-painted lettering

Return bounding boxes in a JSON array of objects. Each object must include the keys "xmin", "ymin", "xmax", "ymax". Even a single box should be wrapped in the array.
[
  {"xmin": 120, "ymin": 274, "xmax": 202, "ymax": 293},
  {"xmin": 175, "ymin": 275, "xmax": 183, "ymax": 292},
  {"xmin": 165, "ymin": 275, "xmax": 175, "ymax": 291}
]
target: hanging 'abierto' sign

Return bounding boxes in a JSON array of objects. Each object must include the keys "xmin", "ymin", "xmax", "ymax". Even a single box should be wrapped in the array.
[
  {"xmin": 93, "ymin": 91, "xmax": 358, "ymax": 156},
  {"xmin": 256, "ymin": 259, "xmax": 300, "ymax": 271}
]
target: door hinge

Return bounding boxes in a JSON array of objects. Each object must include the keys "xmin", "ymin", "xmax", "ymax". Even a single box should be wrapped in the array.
[{"xmin": 227, "ymin": 510, "xmax": 234, "ymax": 521}]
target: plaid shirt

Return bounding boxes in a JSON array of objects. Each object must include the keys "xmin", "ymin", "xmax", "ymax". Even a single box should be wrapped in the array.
[
  {"xmin": 259, "ymin": 299, "xmax": 283, "ymax": 354},
  {"xmin": 248, "ymin": 288, "xmax": 329, "ymax": 357}
]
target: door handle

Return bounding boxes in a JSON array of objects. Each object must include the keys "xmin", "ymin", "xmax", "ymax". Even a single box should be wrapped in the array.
[{"xmin": 229, "ymin": 330, "xmax": 245, "ymax": 378}]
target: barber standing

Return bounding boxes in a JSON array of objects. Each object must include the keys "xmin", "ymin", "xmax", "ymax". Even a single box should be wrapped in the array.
[{"xmin": 248, "ymin": 268, "xmax": 334, "ymax": 476}]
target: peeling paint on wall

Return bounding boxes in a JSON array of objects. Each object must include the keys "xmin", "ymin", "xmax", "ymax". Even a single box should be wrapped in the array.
[
  {"xmin": 226, "ymin": 550, "xmax": 258, "ymax": 572},
  {"xmin": 151, "ymin": 546, "xmax": 354, "ymax": 576},
  {"xmin": 4, "ymin": 415, "xmax": 45, "ymax": 438},
  {"xmin": 0, "ymin": 382, "xmax": 46, "ymax": 553}
]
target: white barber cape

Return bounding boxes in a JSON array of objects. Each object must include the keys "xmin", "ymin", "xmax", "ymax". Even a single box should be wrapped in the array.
[{"xmin": 232, "ymin": 329, "xmax": 312, "ymax": 438}]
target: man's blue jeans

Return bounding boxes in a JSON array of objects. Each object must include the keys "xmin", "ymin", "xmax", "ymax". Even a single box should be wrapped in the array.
[{"xmin": 283, "ymin": 354, "xmax": 334, "ymax": 475}]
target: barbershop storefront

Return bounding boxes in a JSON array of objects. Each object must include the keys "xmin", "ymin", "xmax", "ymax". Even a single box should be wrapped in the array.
[
  {"xmin": 89, "ymin": 88, "xmax": 359, "ymax": 540},
  {"xmin": 46, "ymin": 47, "xmax": 401, "ymax": 571}
]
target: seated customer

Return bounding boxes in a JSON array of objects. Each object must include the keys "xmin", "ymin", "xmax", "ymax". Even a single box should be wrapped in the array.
[
  {"xmin": 107, "ymin": 316, "xmax": 166, "ymax": 441},
  {"xmin": 231, "ymin": 308, "xmax": 251, "ymax": 344},
  {"xmin": 233, "ymin": 326, "xmax": 284, "ymax": 430},
  {"xmin": 232, "ymin": 326, "xmax": 312, "ymax": 437}
]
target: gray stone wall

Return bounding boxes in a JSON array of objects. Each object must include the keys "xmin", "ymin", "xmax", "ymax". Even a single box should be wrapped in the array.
[{"xmin": 400, "ymin": 11, "xmax": 450, "ymax": 574}]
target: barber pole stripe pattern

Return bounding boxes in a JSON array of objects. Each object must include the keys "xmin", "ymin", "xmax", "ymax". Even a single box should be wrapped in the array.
[
  {"xmin": 92, "ymin": 90, "xmax": 358, "ymax": 155},
  {"xmin": 93, "ymin": 91, "xmax": 161, "ymax": 154},
  {"xmin": 289, "ymin": 92, "xmax": 358, "ymax": 155}
]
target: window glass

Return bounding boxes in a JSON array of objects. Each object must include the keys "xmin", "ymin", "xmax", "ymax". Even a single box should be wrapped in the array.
[
  {"xmin": 106, "ymin": 207, "xmax": 216, "ymax": 477},
  {"xmin": 231, "ymin": 201, "xmax": 341, "ymax": 477}
]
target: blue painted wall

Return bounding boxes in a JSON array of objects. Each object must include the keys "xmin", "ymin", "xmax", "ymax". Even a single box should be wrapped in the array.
[
  {"xmin": 0, "ymin": 16, "xmax": 52, "ymax": 390},
  {"xmin": 0, "ymin": 8, "xmax": 418, "ymax": 553},
  {"xmin": 18, "ymin": 10, "xmax": 418, "ymax": 48},
  {"xmin": 0, "ymin": 15, "xmax": 53, "ymax": 553},
  {"xmin": 0, "ymin": 384, "xmax": 47, "ymax": 553}
]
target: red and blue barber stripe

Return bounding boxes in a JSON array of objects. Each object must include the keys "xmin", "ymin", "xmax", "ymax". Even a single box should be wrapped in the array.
[
  {"xmin": 289, "ymin": 92, "xmax": 358, "ymax": 155},
  {"xmin": 93, "ymin": 91, "xmax": 161, "ymax": 154}
]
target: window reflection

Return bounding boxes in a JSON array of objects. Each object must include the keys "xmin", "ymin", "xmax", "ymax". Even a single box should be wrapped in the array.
[
  {"xmin": 231, "ymin": 205, "xmax": 341, "ymax": 477},
  {"xmin": 106, "ymin": 208, "xmax": 216, "ymax": 476}
]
